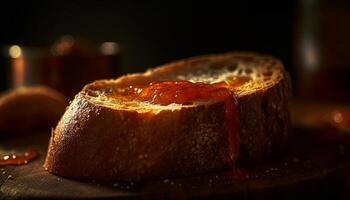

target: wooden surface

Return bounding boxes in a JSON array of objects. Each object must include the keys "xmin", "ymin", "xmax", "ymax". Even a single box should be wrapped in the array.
[{"xmin": 1, "ymin": 127, "xmax": 350, "ymax": 199}]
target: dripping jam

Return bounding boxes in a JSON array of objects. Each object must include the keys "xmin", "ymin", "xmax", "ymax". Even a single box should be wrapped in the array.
[
  {"xmin": 104, "ymin": 78, "xmax": 249, "ymax": 161},
  {"xmin": 0, "ymin": 148, "xmax": 38, "ymax": 166}
]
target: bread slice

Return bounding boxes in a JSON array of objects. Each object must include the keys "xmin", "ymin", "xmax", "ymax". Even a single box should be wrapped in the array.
[
  {"xmin": 0, "ymin": 86, "xmax": 67, "ymax": 134},
  {"xmin": 44, "ymin": 52, "xmax": 291, "ymax": 181}
]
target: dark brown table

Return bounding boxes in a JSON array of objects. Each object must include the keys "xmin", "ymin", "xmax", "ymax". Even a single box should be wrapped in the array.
[{"xmin": 1, "ymin": 127, "xmax": 350, "ymax": 199}]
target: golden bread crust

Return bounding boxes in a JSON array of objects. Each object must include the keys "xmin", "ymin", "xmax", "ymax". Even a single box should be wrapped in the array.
[
  {"xmin": 44, "ymin": 52, "xmax": 291, "ymax": 180},
  {"xmin": 45, "ymin": 94, "xmax": 238, "ymax": 180}
]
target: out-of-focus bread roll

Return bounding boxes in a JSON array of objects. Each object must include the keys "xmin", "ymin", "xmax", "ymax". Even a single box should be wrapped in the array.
[{"xmin": 0, "ymin": 86, "xmax": 67, "ymax": 134}]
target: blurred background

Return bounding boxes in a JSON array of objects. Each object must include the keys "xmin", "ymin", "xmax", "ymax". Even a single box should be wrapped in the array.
[
  {"xmin": 0, "ymin": 0, "xmax": 349, "ymax": 101},
  {"xmin": 1, "ymin": 1, "xmax": 350, "ymax": 198}
]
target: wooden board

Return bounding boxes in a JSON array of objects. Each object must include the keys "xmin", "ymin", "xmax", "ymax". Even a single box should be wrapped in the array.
[{"xmin": 1, "ymin": 127, "xmax": 350, "ymax": 199}]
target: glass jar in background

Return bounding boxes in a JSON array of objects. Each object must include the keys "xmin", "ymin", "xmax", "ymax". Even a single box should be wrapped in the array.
[
  {"xmin": 294, "ymin": 0, "xmax": 350, "ymax": 102},
  {"xmin": 2, "ymin": 35, "xmax": 121, "ymax": 99},
  {"xmin": 5, "ymin": 45, "xmax": 48, "ymax": 88}
]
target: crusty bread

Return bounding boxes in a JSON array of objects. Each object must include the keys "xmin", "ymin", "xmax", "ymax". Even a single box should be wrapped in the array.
[
  {"xmin": 44, "ymin": 52, "xmax": 291, "ymax": 181},
  {"xmin": 0, "ymin": 86, "xmax": 67, "ymax": 134}
]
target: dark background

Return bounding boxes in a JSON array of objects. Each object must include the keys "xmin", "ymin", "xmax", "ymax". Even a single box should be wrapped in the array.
[{"xmin": 0, "ymin": 0, "xmax": 295, "ymax": 91}]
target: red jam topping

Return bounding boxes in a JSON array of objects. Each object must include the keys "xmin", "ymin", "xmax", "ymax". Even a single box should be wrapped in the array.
[
  {"xmin": 110, "ymin": 80, "xmax": 242, "ymax": 160},
  {"xmin": 132, "ymin": 80, "xmax": 231, "ymax": 105},
  {"xmin": 111, "ymin": 77, "xmax": 250, "ymax": 106},
  {"xmin": 0, "ymin": 148, "xmax": 38, "ymax": 166}
]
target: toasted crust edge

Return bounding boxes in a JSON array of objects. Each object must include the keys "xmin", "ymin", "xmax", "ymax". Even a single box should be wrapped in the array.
[
  {"xmin": 44, "ymin": 93, "xmax": 239, "ymax": 181},
  {"xmin": 114, "ymin": 51, "xmax": 291, "ymax": 161},
  {"xmin": 237, "ymin": 73, "xmax": 291, "ymax": 161},
  {"xmin": 152, "ymin": 52, "xmax": 292, "ymax": 161},
  {"xmin": 44, "ymin": 52, "xmax": 291, "ymax": 181}
]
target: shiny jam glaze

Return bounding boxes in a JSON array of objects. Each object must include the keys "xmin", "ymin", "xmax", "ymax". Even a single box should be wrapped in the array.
[
  {"xmin": 0, "ymin": 148, "xmax": 38, "ymax": 166},
  {"xmin": 134, "ymin": 81, "xmax": 231, "ymax": 105},
  {"xmin": 108, "ymin": 79, "xmax": 243, "ymax": 160},
  {"xmin": 110, "ymin": 76, "xmax": 251, "ymax": 106}
]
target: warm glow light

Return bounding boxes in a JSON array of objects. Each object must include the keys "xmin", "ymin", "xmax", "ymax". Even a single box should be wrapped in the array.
[
  {"xmin": 100, "ymin": 42, "xmax": 119, "ymax": 55},
  {"xmin": 301, "ymin": 38, "xmax": 319, "ymax": 71},
  {"xmin": 332, "ymin": 110, "xmax": 344, "ymax": 124},
  {"xmin": 9, "ymin": 45, "xmax": 22, "ymax": 58}
]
